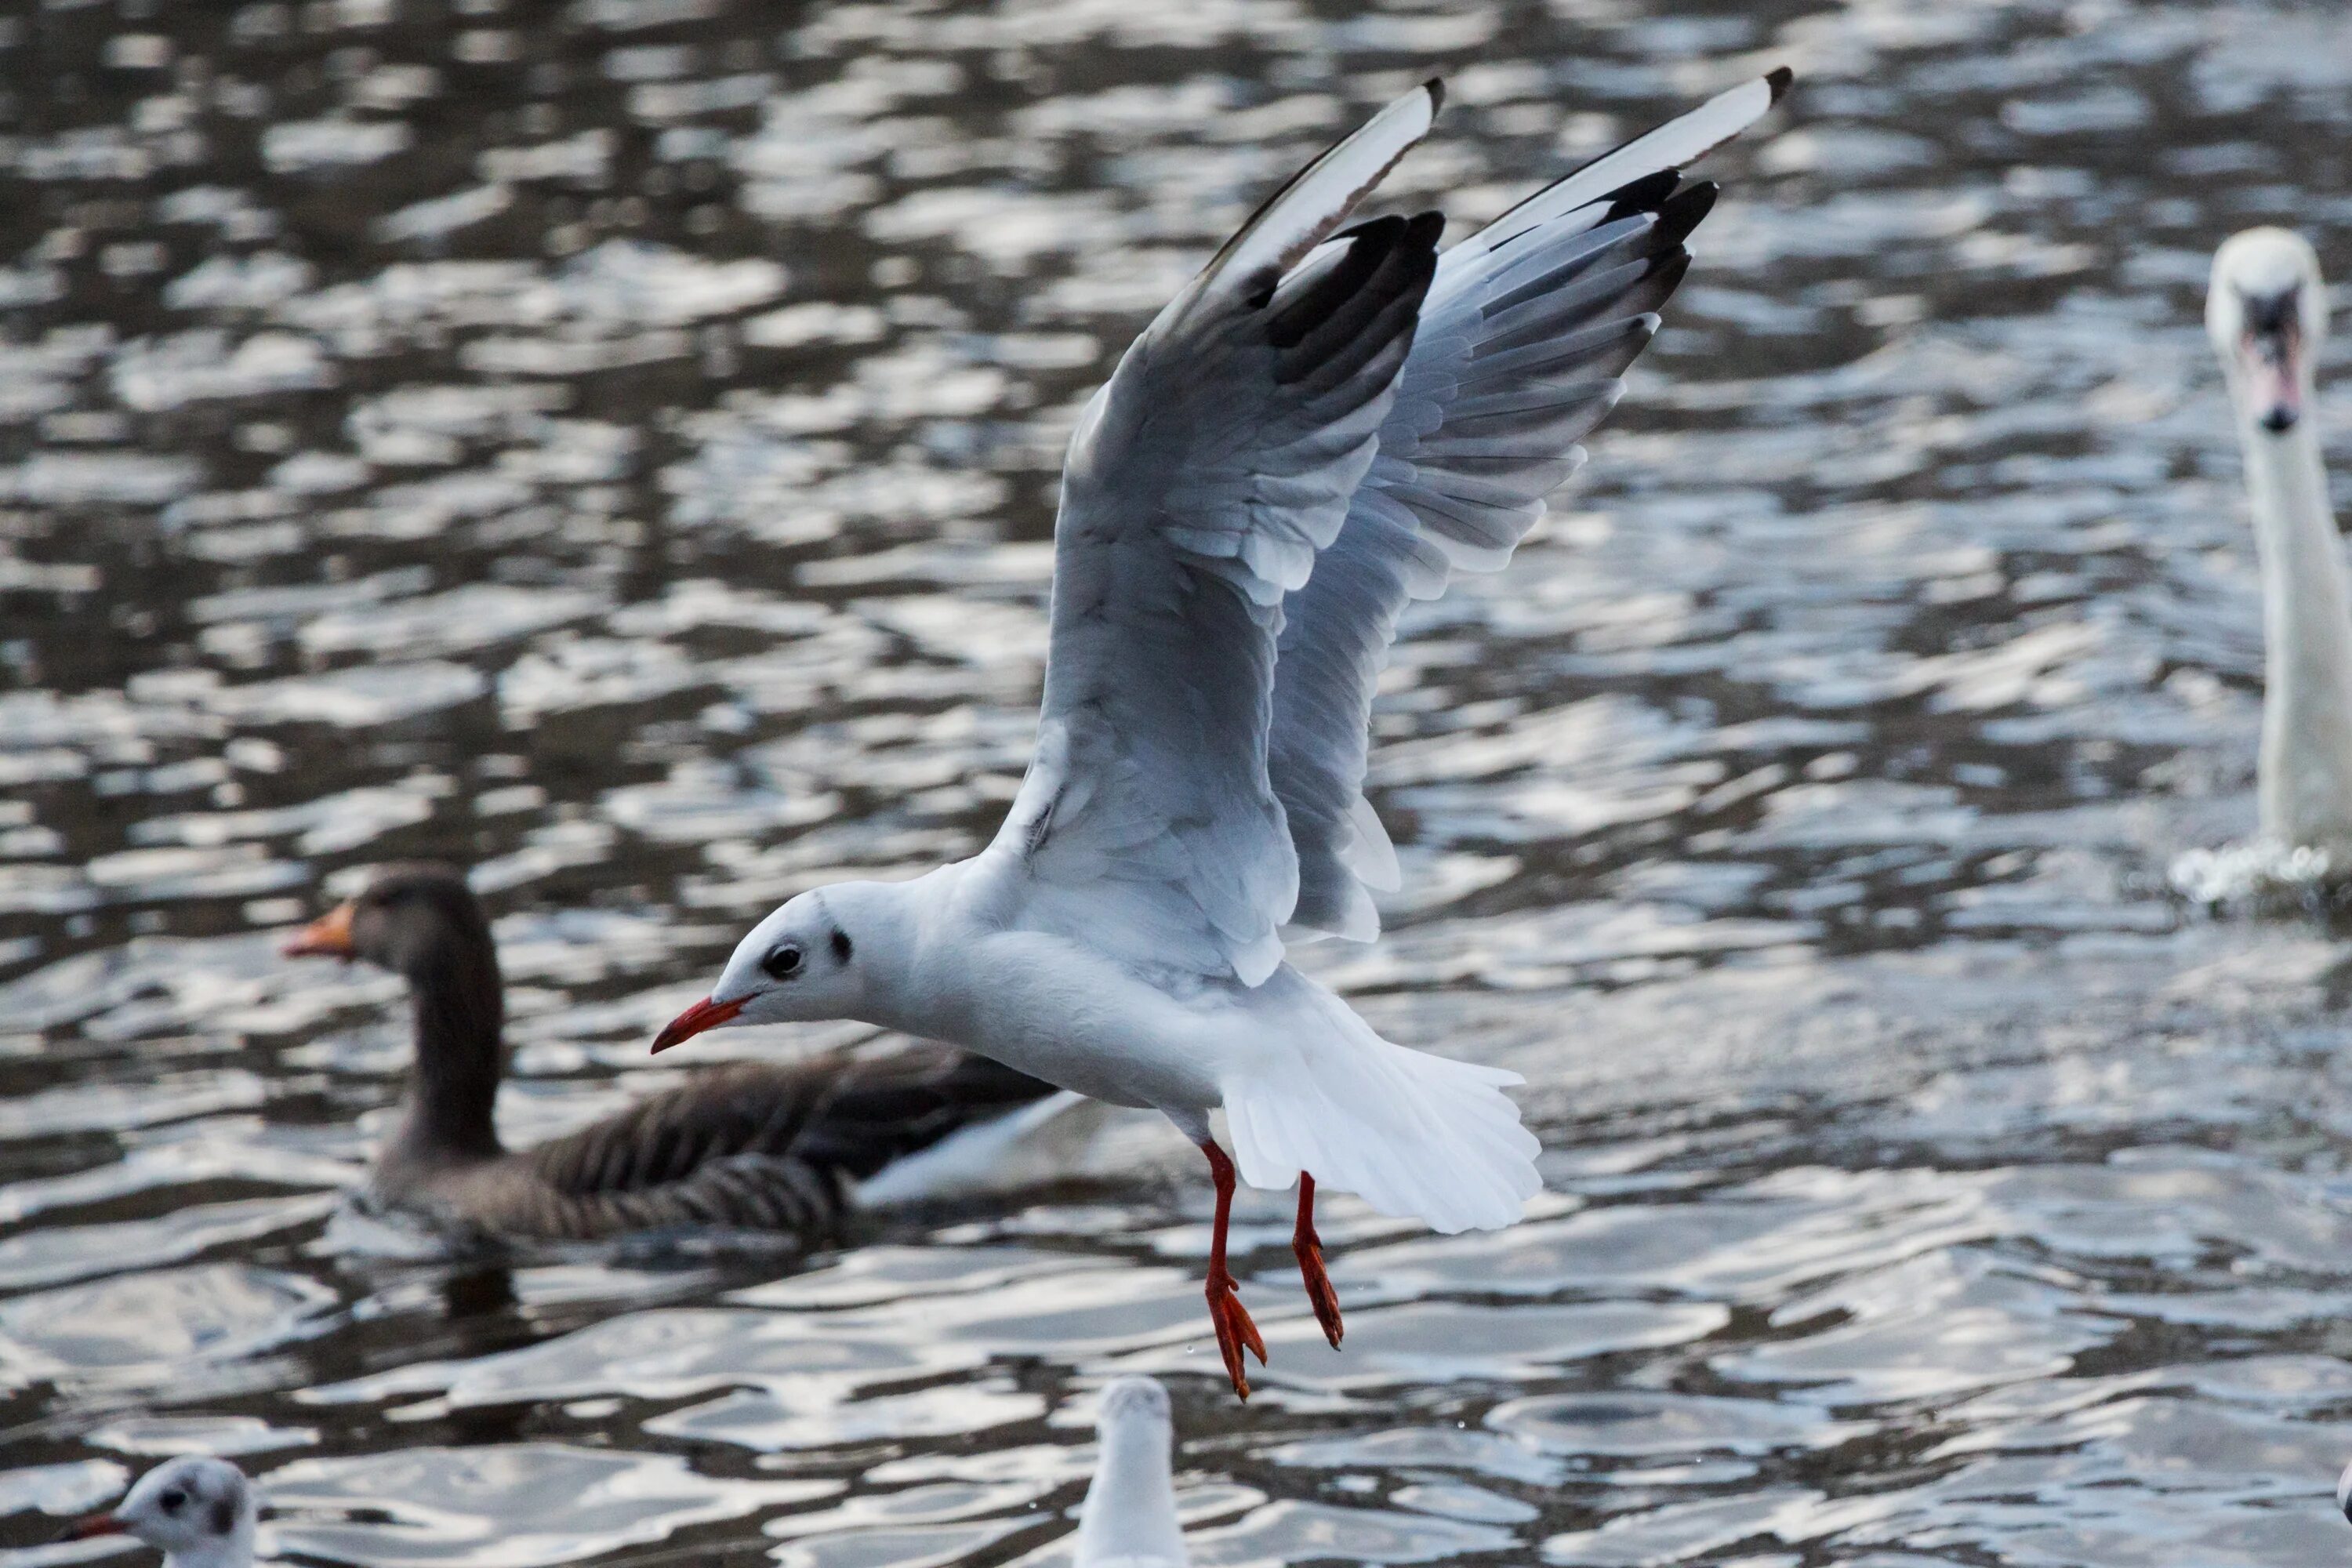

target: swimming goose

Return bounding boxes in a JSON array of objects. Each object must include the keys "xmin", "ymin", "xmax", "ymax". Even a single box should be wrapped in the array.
[
  {"xmin": 650, "ymin": 70, "xmax": 1788, "ymax": 1396},
  {"xmin": 2208, "ymin": 228, "xmax": 2352, "ymax": 862},
  {"xmin": 1073, "ymin": 1377, "xmax": 1186, "ymax": 1568},
  {"xmin": 63, "ymin": 1457, "xmax": 256, "ymax": 1568},
  {"xmin": 283, "ymin": 863, "xmax": 1062, "ymax": 1244}
]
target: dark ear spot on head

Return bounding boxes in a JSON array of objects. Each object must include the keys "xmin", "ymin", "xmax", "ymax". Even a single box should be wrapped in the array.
[
  {"xmin": 831, "ymin": 929, "xmax": 852, "ymax": 964},
  {"xmin": 209, "ymin": 1498, "xmax": 236, "ymax": 1536}
]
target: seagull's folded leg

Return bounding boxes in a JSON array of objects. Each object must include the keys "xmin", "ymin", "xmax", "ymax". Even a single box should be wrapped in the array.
[
  {"xmin": 1199, "ymin": 1139, "xmax": 1267, "ymax": 1399},
  {"xmin": 1293, "ymin": 1172, "xmax": 1343, "ymax": 1348}
]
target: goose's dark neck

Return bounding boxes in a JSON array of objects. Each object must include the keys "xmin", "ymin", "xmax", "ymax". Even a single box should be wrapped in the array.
[{"xmin": 390, "ymin": 927, "xmax": 506, "ymax": 1165}]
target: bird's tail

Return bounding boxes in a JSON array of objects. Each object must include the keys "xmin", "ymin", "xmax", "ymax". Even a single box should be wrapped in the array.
[{"xmin": 1220, "ymin": 978, "xmax": 1540, "ymax": 1233}]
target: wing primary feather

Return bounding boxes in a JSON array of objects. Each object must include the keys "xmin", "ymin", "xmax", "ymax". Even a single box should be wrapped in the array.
[
  {"xmin": 1181, "ymin": 82, "xmax": 1441, "ymax": 315},
  {"xmin": 1267, "ymin": 76, "xmax": 1776, "ymax": 944},
  {"xmin": 1007, "ymin": 93, "xmax": 1443, "ymax": 985},
  {"xmin": 1599, "ymin": 169, "xmax": 1682, "ymax": 225},
  {"xmin": 1269, "ymin": 215, "xmax": 1409, "ymax": 350},
  {"xmin": 1653, "ymin": 182, "xmax": 1719, "ymax": 249},
  {"xmin": 1457, "ymin": 71, "xmax": 1787, "ymax": 263}
]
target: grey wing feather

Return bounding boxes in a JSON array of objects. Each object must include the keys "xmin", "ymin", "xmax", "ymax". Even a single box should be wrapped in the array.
[
  {"xmin": 992, "ymin": 85, "xmax": 1444, "ymax": 985},
  {"xmin": 1272, "ymin": 74, "xmax": 1784, "ymax": 941}
]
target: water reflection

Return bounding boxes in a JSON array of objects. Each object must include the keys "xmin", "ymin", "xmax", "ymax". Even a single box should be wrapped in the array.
[{"xmin": 2, "ymin": 0, "xmax": 2351, "ymax": 1563}]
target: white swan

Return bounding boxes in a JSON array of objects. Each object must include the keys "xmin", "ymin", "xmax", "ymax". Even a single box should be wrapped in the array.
[
  {"xmin": 62, "ymin": 1457, "xmax": 258, "ymax": 1568},
  {"xmin": 1073, "ymin": 1377, "xmax": 1187, "ymax": 1568},
  {"xmin": 2208, "ymin": 228, "xmax": 2352, "ymax": 861}
]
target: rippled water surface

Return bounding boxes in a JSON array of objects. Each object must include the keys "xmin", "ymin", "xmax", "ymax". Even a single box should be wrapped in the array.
[{"xmin": 7, "ymin": 0, "xmax": 2352, "ymax": 1563}]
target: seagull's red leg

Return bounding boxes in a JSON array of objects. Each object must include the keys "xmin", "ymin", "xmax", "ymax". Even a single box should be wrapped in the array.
[
  {"xmin": 1294, "ymin": 1172, "xmax": 1343, "ymax": 1348},
  {"xmin": 1199, "ymin": 1139, "xmax": 1265, "ymax": 1399}
]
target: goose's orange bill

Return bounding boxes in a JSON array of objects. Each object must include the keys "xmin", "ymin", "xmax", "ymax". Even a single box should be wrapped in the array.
[{"xmin": 282, "ymin": 900, "xmax": 356, "ymax": 960}]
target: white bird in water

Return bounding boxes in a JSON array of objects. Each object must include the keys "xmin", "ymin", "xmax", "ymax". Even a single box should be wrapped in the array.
[
  {"xmin": 1073, "ymin": 1377, "xmax": 1187, "ymax": 1568},
  {"xmin": 654, "ymin": 68, "xmax": 1791, "ymax": 1397},
  {"xmin": 61, "ymin": 1457, "xmax": 258, "ymax": 1568},
  {"xmin": 2208, "ymin": 228, "xmax": 2352, "ymax": 862}
]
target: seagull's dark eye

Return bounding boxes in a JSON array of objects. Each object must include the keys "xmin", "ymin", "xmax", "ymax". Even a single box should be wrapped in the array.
[
  {"xmin": 761, "ymin": 943, "xmax": 803, "ymax": 981},
  {"xmin": 158, "ymin": 1490, "xmax": 186, "ymax": 1515}
]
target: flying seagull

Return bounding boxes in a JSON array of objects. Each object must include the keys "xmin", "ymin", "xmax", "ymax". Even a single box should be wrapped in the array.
[{"xmin": 653, "ymin": 67, "xmax": 1791, "ymax": 1397}]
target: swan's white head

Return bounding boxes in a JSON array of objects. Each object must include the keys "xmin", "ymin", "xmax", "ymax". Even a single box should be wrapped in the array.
[
  {"xmin": 67, "ymin": 1457, "xmax": 258, "ymax": 1568},
  {"xmin": 651, "ymin": 882, "xmax": 894, "ymax": 1051},
  {"xmin": 2209, "ymin": 227, "xmax": 2328, "ymax": 436}
]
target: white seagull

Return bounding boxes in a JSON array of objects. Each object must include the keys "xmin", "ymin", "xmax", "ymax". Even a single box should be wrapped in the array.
[
  {"xmin": 654, "ymin": 68, "xmax": 1791, "ymax": 1396},
  {"xmin": 2206, "ymin": 228, "xmax": 2352, "ymax": 862},
  {"xmin": 1072, "ymin": 1377, "xmax": 1187, "ymax": 1568},
  {"xmin": 62, "ymin": 1457, "xmax": 259, "ymax": 1568}
]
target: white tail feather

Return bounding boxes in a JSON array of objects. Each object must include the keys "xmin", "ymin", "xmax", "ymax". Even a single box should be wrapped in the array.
[{"xmin": 1221, "ymin": 983, "xmax": 1540, "ymax": 1233}]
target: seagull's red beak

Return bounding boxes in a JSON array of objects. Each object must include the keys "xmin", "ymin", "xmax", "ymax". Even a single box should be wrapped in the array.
[
  {"xmin": 56, "ymin": 1513, "xmax": 125, "ymax": 1541},
  {"xmin": 652, "ymin": 996, "xmax": 744, "ymax": 1054},
  {"xmin": 282, "ymin": 900, "xmax": 358, "ymax": 960}
]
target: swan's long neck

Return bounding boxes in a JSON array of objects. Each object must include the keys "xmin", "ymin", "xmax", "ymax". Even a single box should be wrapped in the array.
[
  {"xmin": 2242, "ymin": 408, "xmax": 2352, "ymax": 854},
  {"xmin": 1073, "ymin": 1414, "xmax": 1187, "ymax": 1568}
]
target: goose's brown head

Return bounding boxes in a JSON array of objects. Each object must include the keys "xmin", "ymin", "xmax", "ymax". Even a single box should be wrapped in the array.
[{"xmin": 283, "ymin": 862, "xmax": 492, "ymax": 980}]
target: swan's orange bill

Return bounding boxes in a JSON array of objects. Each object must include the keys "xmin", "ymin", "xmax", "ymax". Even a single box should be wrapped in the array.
[
  {"xmin": 282, "ymin": 900, "xmax": 357, "ymax": 960},
  {"xmin": 652, "ymin": 995, "xmax": 743, "ymax": 1054}
]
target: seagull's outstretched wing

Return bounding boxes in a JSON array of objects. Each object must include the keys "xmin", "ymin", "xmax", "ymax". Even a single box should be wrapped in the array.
[
  {"xmin": 988, "ymin": 85, "xmax": 1446, "ymax": 986},
  {"xmin": 1272, "ymin": 71, "xmax": 1791, "ymax": 941}
]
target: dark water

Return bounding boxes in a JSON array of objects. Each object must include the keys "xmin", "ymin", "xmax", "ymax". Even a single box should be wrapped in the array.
[{"xmin": 6, "ymin": 0, "xmax": 2352, "ymax": 1563}]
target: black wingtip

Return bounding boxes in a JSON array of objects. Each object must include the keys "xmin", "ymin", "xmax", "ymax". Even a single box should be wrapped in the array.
[
  {"xmin": 1601, "ymin": 168, "xmax": 1682, "ymax": 226},
  {"xmin": 1425, "ymin": 78, "xmax": 1445, "ymax": 115},
  {"xmin": 1654, "ymin": 181, "xmax": 1718, "ymax": 250},
  {"xmin": 1766, "ymin": 66, "xmax": 1794, "ymax": 104}
]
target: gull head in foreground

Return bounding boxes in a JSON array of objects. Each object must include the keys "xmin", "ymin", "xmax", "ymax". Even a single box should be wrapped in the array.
[
  {"xmin": 656, "ymin": 66, "xmax": 1791, "ymax": 1397},
  {"xmin": 62, "ymin": 1457, "xmax": 258, "ymax": 1568},
  {"xmin": 1073, "ymin": 1376, "xmax": 1187, "ymax": 1568}
]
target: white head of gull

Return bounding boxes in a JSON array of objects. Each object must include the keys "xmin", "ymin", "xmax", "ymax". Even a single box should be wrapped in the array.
[
  {"xmin": 2207, "ymin": 227, "xmax": 2352, "ymax": 860},
  {"xmin": 63, "ymin": 1457, "xmax": 258, "ymax": 1568},
  {"xmin": 1073, "ymin": 1377, "xmax": 1187, "ymax": 1568},
  {"xmin": 655, "ymin": 67, "xmax": 1791, "ymax": 1397}
]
